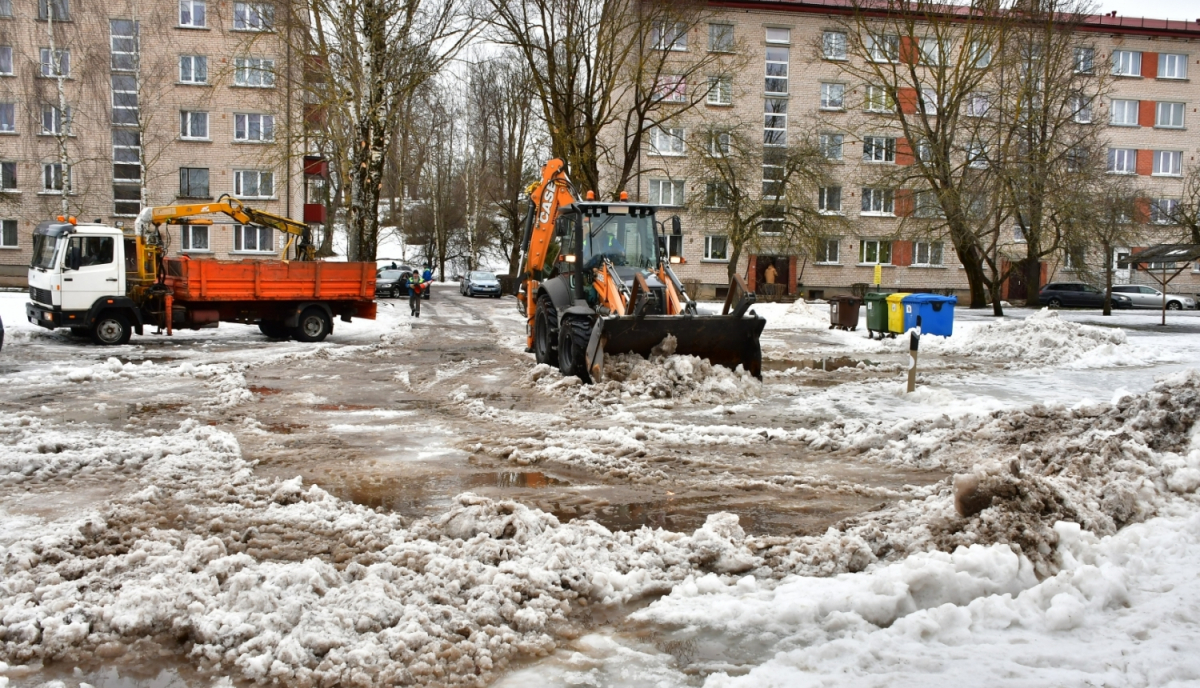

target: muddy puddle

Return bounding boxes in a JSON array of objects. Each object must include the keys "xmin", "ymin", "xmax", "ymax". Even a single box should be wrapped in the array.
[{"xmin": 6, "ymin": 658, "xmax": 221, "ymax": 688}]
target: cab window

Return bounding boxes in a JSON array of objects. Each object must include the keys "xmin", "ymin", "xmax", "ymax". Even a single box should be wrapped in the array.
[{"xmin": 67, "ymin": 236, "xmax": 114, "ymax": 267}]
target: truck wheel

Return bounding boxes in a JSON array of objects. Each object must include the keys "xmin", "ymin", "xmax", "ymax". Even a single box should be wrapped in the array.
[
  {"xmin": 258, "ymin": 320, "xmax": 290, "ymax": 339},
  {"xmin": 558, "ymin": 315, "xmax": 592, "ymax": 382},
  {"xmin": 91, "ymin": 312, "xmax": 131, "ymax": 346},
  {"xmin": 534, "ymin": 295, "xmax": 558, "ymax": 366},
  {"xmin": 293, "ymin": 307, "xmax": 331, "ymax": 342}
]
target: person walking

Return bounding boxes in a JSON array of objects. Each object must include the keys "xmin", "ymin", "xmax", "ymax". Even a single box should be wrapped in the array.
[
  {"xmin": 408, "ymin": 271, "xmax": 426, "ymax": 317},
  {"xmin": 421, "ymin": 265, "xmax": 434, "ymax": 300}
]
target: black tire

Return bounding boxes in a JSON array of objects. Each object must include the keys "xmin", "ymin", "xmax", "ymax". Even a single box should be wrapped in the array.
[
  {"xmin": 534, "ymin": 295, "xmax": 558, "ymax": 366},
  {"xmin": 742, "ymin": 337, "xmax": 762, "ymax": 379},
  {"xmin": 1167, "ymin": 301, "xmax": 1182, "ymax": 311},
  {"xmin": 1047, "ymin": 298, "xmax": 1063, "ymax": 309},
  {"xmin": 467, "ymin": 288, "xmax": 474, "ymax": 298},
  {"xmin": 292, "ymin": 307, "xmax": 331, "ymax": 342},
  {"xmin": 258, "ymin": 320, "xmax": 290, "ymax": 339},
  {"xmin": 90, "ymin": 312, "xmax": 131, "ymax": 346},
  {"xmin": 558, "ymin": 315, "xmax": 592, "ymax": 382}
]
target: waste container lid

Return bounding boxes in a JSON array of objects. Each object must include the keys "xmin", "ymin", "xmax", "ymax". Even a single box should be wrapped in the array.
[
  {"xmin": 863, "ymin": 292, "xmax": 890, "ymax": 300},
  {"xmin": 903, "ymin": 293, "xmax": 958, "ymax": 305},
  {"xmin": 885, "ymin": 293, "xmax": 912, "ymax": 304},
  {"xmin": 829, "ymin": 295, "xmax": 861, "ymax": 303}
]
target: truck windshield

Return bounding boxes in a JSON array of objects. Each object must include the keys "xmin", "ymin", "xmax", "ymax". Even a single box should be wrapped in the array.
[
  {"xmin": 583, "ymin": 214, "xmax": 656, "ymax": 270},
  {"xmin": 31, "ymin": 234, "xmax": 60, "ymax": 270}
]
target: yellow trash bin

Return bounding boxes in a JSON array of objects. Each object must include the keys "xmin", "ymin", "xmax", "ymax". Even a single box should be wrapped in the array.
[{"xmin": 886, "ymin": 293, "xmax": 912, "ymax": 334}]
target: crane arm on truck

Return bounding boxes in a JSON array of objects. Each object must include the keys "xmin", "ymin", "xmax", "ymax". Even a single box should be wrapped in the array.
[{"xmin": 134, "ymin": 194, "xmax": 315, "ymax": 261}]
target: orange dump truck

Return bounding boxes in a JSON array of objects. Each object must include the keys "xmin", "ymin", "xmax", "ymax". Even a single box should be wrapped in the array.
[{"xmin": 27, "ymin": 214, "xmax": 377, "ymax": 345}]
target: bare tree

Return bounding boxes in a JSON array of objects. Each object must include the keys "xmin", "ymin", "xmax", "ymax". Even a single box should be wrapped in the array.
[
  {"xmin": 1169, "ymin": 165, "xmax": 1200, "ymax": 245},
  {"xmin": 1061, "ymin": 171, "xmax": 1143, "ymax": 315}
]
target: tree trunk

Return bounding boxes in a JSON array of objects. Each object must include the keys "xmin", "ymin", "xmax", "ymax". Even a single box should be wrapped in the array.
[
  {"xmin": 1102, "ymin": 243, "xmax": 1113, "ymax": 316},
  {"xmin": 957, "ymin": 246, "xmax": 990, "ymax": 309},
  {"xmin": 989, "ymin": 281, "xmax": 1005, "ymax": 317},
  {"xmin": 1023, "ymin": 251, "xmax": 1042, "ymax": 308}
]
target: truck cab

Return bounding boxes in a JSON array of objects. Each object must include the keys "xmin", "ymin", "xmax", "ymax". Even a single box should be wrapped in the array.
[{"xmin": 27, "ymin": 220, "xmax": 143, "ymax": 344}]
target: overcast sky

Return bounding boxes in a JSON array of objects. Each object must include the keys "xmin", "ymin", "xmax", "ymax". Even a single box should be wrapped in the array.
[{"xmin": 1097, "ymin": 0, "xmax": 1197, "ymax": 21}]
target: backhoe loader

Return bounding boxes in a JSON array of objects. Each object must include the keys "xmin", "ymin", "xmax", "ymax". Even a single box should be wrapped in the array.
[{"xmin": 516, "ymin": 159, "xmax": 765, "ymax": 382}]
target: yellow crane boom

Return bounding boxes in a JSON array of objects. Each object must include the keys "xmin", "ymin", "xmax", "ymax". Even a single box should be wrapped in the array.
[{"xmin": 135, "ymin": 194, "xmax": 315, "ymax": 261}]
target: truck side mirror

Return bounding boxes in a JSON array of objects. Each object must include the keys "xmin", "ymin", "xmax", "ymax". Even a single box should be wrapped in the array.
[{"xmin": 671, "ymin": 216, "xmax": 681, "ymax": 236}]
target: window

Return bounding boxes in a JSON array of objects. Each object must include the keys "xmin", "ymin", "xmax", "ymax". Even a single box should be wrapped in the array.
[
  {"xmin": 865, "ymin": 85, "xmax": 894, "ymax": 113},
  {"xmin": 823, "ymin": 31, "xmax": 847, "ymax": 60},
  {"xmin": 234, "ymin": 224, "xmax": 274, "ymax": 253},
  {"xmin": 764, "ymin": 98, "xmax": 787, "ymax": 146},
  {"xmin": 1065, "ymin": 146, "xmax": 1088, "ymax": 172},
  {"xmin": 706, "ymin": 76, "xmax": 732, "ymax": 105},
  {"xmin": 234, "ymin": 3, "xmax": 274, "ymax": 31},
  {"xmin": 234, "ymin": 170, "xmax": 274, "ymax": 198},
  {"xmin": 704, "ymin": 235, "xmax": 728, "ymax": 261},
  {"xmin": 819, "ymin": 133, "xmax": 843, "ymax": 160},
  {"xmin": 967, "ymin": 40, "xmax": 991, "ymax": 68},
  {"xmin": 920, "ymin": 87, "xmax": 938, "ymax": 115},
  {"xmin": 920, "ymin": 38, "xmax": 944, "ymax": 65},
  {"xmin": 861, "ymin": 188, "xmax": 894, "ymax": 215},
  {"xmin": 650, "ymin": 21, "xmax": 687, "ymax": 51},
  {"xmin": 180, "ymin": 55, "xmax": 208, "ymax": 84},
  {"xmin": 0, "ymin": 47, "xmax": 12, "ymax": 75},
  {"xmin": 113, "ymin": 184, "xmax": 140, "ymax": 215},
  {"xmin": 111, "ymin": 19, "xmax": 137, "ymax": 72},
  {"xmin": 179, "ymin": 167, "xmax": 209, "ymax": 198},
  {"xmin": 818, "ymin": 187, "xmax": 842, "ymax": 214},
  {"xmin": 863, "ymin": 136, "xmax": 896, "ymax": 163},
  {"xmin": 760, "ymin": 214, "xmax": 784, "ymax": 236},
  {"xmin": 1153, "ymin": 150, "xmax": 1182, "ymax": 176},
  {"xmin": 1150, "ymin": 199, "xmax": 1178, "ymax": 225},
  {"xmin": 1107, "ymin": 148, "xmax": 1136, "ymax": 174},
  {"xmin": 1159, "ymin": 53, "xmax": 1187, "ymax": 80},
  {"xmin": 966, "ymin": 93, "xmax": 990, "ymax": 118},
  {"xmin": 820, "ymin": 82, "xmax": 844, "ymax": 110},
  {"xmin": 1073, "ymin": 47, "xmax": 1094, "ymax": 74},
  {"xmin": 648, "ymin": 179, "xmax": 684, "ymax": 206},
  {"xmin": 916, "ymin": 139, "xmax": 932, "ymax": 162},
  {"xmin": 112, "ymin": 130, "xmax": 140, "ymax": 182},
  {"xmin": 914, "ymin": 241, "xmax": 944, "ymax": 266},
  {"xmin": 665, "ymin": 235, "xmax": 683, "ymax": 259},
  {"xmin": 41, "ymin": 105, "xmax": 70, "ymax": 135},
  {"xmin": 180, "ymin": 0, "xmax": 206, "ymax": 27},
  {"xmin": 180, "ymin": 111, "xmax": 209, "ymax": 139},
  {"xmin": 37, "ymin": 0, "xmax": 68, "ymax": 21},
  {"xmin": 1, "ymin": 162, "xmax": 15, "ymax": 190},
  {"xmin": 858, "ymin": 239, "xmax": 892, "ymax": 264},
  {"xmin": 704, "ymin": 181, "xmax": 730, "ymax": 208},
  {"xmin": 0, "ymin": 103, "xmax": 14, "ymax": 133},
  {"xmin": 765, "ymin": 27, "xmax": 790, "ymax": 44},
  {"xmin": 1112, "ymin": 50, "xmax": 1141, "ymax": 76},
  {"xmin": 42, "ymin": 163, "xmax": 64, "ymax": 192},
  {"xmin": 112, "ymin": 74, "xmax": 138, "ymax": 126},
  {"xmin": 867, "ymin": 34, "xmax": 898, "ymax": 63},
  {"xmin": 0, "ymin": 0, "xmax": 10, "ymax": 17},
  {"xmin": 966, "ymin": 140, "xmax": 987, "ymax": 168},
  {"xmin": 234, "ymin": 57, "xmax": 275, "ymax": 87},
  {"xmin": 706, "ymin": 129, "xmax": 730, "ymax": 157},
  {"xmin": 0, "ymin": 220, "xmax": 15, "ymax": 248},
  {"xmin": 765, "ymin": 46, "xmax": 788, "ymax": 94},
  {"xmin": 39, "ymin": 49, "xmax": 69, "ymax": 77},
  {"xmin": 817, "ymin": 238, "xmax": 839, "ymax": 263},
  {"xmin": 65, "ymin": 237, "xmax": 115, "ymax": 267},
  {"xmin": 914, "ymin": 191, "xmax": 943, "ymax": 217},
  {"xmin": 649, "ymin": 127, "xmax": 685, "ymax": 155},
  {"xmin": 708, "ymin": 24, "xmax": 733, "ymax": 52},
  {"xmin": 1109, "ymin": 99, "xmax": 1138, "ymax": 126},
  {"xmin": 1156, "ymin": 102, "xmax": 1184, "ymax": 129},
  {"xmin": 1071, "ymin": 96, "xmax": 1092, "ymax": 123},
  {"xmin": 1013, "ymin": 225, "xmax": 1027, "ymax": 243},
  {"xmin": 235, "ymin": 113, "xmax": 274, "ymax": 142},
  {"xmin": 654, "ymin": 75, "xmax": 686, "ymax": 103},
  {"xmin": 762, "ymin": 148, "xmax": 784, "ymax": 197},
  {"xmin": 181, "ymin": 224, "xmax": 209, "ymax": 251}
]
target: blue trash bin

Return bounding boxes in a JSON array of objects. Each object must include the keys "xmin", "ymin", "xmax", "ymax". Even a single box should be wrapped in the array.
[{"xmin": 902, "ymin": 294, "xmax": 957, "ymax": 336}]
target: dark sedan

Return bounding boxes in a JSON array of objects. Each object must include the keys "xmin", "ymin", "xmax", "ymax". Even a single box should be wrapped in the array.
[
  {"xmin": 1039, "ymin": 282, "xmax": 1133, "ymax": 309},
  {"xmin": 376, "ymin": 268, "xmax": 415, "ymax": 299}
]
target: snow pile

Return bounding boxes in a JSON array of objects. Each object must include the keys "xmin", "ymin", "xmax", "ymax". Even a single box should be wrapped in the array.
[
  {"xmin": 764, "ymin": 299, "xmax": 831, "ymax": 331},
  {"xmin": 930, "ymin": 309, "xmax": 1136, "ymax": 368}
]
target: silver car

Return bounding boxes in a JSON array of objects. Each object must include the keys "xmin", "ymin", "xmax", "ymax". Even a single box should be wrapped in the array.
[
  {"xmin": 1111, "ymin": 285, "xmax": 1197, "ymax": 310},
  {"xmin": 460, "ymin": 270, "xmax": 502, "ymax": 298}
]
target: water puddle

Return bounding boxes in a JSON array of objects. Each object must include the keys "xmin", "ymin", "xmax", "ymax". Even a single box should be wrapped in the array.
[{"xmin": 762, "ymin": 356, "xmax": 874, "ymax": 372}]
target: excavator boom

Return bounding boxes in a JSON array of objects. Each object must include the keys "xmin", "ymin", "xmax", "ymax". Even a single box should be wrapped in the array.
[{"xmin": 135, "ymin": 195, "xmax": 314, "ymax": 261}]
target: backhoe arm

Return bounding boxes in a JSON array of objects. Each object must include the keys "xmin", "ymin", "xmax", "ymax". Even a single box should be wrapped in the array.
[{"xmin": 518, "ymin": 159, "xmax": 580, "ymax": 350}]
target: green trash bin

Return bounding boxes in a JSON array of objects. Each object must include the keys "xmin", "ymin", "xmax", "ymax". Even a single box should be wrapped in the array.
[{"xmin": 863, "ymin": 292, "xmax": 891, "ymax": 339}]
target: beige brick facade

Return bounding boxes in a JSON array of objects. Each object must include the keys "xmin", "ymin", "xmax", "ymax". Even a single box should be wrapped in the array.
[
  {"xmin": 0, "ymin": 0, "xmax": 302, "ymax": 285},
  {"xmin": 627, "ymin": 2, "xmax": 1200, "ymax": 301}
]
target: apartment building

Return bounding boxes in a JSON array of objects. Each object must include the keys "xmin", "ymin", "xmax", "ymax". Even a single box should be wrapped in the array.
[
  {"xmin": 0, "ymin": 0, "xmax": 302, "ymax": 287},
  {"xmin": 632, "ymin": 1, "xmax": 1200, "ymax": 302}
]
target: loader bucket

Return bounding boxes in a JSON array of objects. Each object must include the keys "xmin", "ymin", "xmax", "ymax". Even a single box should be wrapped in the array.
[{"xmin": 586, "ymin": 313, "xmax": 766, "ymax": 380}]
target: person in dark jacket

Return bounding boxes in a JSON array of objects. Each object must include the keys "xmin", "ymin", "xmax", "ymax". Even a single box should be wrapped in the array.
[{"xmin": 421, "ymin": 265, "xmax": 433, "ymax": 300}]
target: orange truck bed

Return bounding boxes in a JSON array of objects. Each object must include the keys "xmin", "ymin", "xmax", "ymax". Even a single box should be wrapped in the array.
[{"xmin": 164, "ymin": 257, "xmax": 376, "ymax": 302}]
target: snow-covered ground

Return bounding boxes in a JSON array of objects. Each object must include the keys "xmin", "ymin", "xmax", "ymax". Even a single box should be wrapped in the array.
[{"xmin": 2, "ymin": 290, "xmax": 1199, "ymax": 687}]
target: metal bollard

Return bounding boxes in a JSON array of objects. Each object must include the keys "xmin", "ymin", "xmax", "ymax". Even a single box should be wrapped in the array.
[{"xmin": 906, "ymin": 315, "xmax": 921, "ymax": 393}]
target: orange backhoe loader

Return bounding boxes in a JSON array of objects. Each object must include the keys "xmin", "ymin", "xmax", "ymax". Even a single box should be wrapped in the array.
[{"xmin": 516, "ymin": 159, "xmax": 765, "ymax": 381}]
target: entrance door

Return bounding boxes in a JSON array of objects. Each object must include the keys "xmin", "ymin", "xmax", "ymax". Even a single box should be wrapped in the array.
[
  {"xmin": 1114, "ymin": 248, "xmax": 1131, "ymax": 284},
  {"xmin": 755, "ymin": 255, "xmax": 788, "ymax": 299}
]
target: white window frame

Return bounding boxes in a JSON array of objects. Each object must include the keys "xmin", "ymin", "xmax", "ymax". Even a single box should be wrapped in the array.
[
  {"xmin": 706, "ymin": 129, "xmax": 730, "ymax": 157},
  {"xmin": 764, "ymin": 98, "xmax": 787, "ymax": 147},
  {"xmin": 41, "ymin": 104, "xmax": 69, "ymax": 135},
  {"xmin": 234, "ymin": 57, "xmax": 276, "ymax": 87},
  {"xmin": 1159, "ymin": 53, "xmax": 1187, "ymax": 80},
  {"xmin": 0, "ymin": 102, "xmax": 16, "ymax": 133},
  {"xmin": 867, "ymin": 34, "xmax": 899, "ymax": 63},
  {"xmin": 966, "ymin": 93, "xmax": 990, "ymax": 118},
  {"xmin": 180, "ymin": 111, "xmax": 209, "ymax": 140},
  {"xmin": 818, "ymin": 186, "xmax": 842, "ymax": 215},
  {"xmin": 648, "ymin": 179, "xmax": 685, "ymax": 207},
  {"xmin": 179, "ymin": 0, "xmax": 206, "ymax": 28},
  {"xmin": 820, "ymin": 82, "xmax": 844, "ymax": 110},
  {"xmin": 179, "ymin": 166, "xmax": 209, "ymax": 199},
  {"xmin": 706, "ymin": 76, "xmax": 732, "ymax": 105},
  {"xmin": 708, "ymin": 24, "xmax": 734, "ymax": 53},
  {"xmin": 966, "ymin": 140, "xmax": 988, "ymax": 169},
  {"xmin": 0, "ymin": 161, "xmax": 16, "ymax": 190},
  {"xmin": 654, "ymin": 75, "xmax": 687, "ymax": 103},
  {"xmin": 765, "ymin": 46, "xmax": 789, "ymax": 95},
  {"xmin": 1155, "ymin": 102, "xmax": 1184, "ymax": 129},
  {"xmin": 765, "ymin": 27, "xmax": 790, "ymax": 45},
  {"xmin": 652, "ymin": 21, "xmax": 688, "ymax": 51},
  {"xmin": 816, "ymin": 237, "xmax": 840, "ymax": 264},
  {"xmin": 180, "ymin": 224, "xmax": 210, "ymax": 252},
  {"xmin": 967, "ymin": 40, "xmax": 992, "ymax": 68},
  {"xmin": 1073, "ymin": 47, "xmax": 1094, "ymax": 74},
  {"xmin": 860, "ymin": 188, "xmax": 894, "ymax": 216},
  {"xmin": 1150, "ymin": 198, "xmax": 1178, "ymax": 225},
  {"xmin": 1111, "ymin": 50, "xmax": 1141, "ymax": 76},
  {"xmin": 1109, "ymin": 99, "xmax": 1138, "ymax": 126},
  {"xmin": 704, "ymin": 181, "xmax": 730, "ymax": 208},
  {"xmin": 858, "ymin": 238, "xmax": 893, "ymax": 265},
  {"xmin": 1153, "ymin": 150, "xmax": 1182, "ymax": 177},
  {"xmin": 234, "ymin": 113, "xmax": 275, "ymax": 142},
  {"xmin": 39, "ymin": 48, "xmax": 69, "ymax": 78},
  {"xmin": 0, "ymin": 46, "xmax": 13, "ymax": 76},
  {"xmin": 703, "ymin": 235, "xmax": 729, "ymax": 262},
  {"xmin": 42, "ymin": 162, "xmax": 64, "ymax": 193},
  {"xmin": 920, "ymin": 87, "xmax": 939, "ymax": 115},
  {"xmin": 111, "ymin": 74, "xmax": 138, "ymax": 126},
  {"xmin": 863, "ymin": 136, "xmax": 896, "ymax": 163},
  {"xmin": 648, "ymin": 127, "xmax": 685, "ymax": 156},
  {"xmin": 1107, "ymin": 148, "xmax": 1136, "ymax": 175},
  {"xmin": 234, "ymin": 169, "xmax": 275, "ymax": 199},
  {"xmin": 919, "ymin": 38, "xmax": 944, "ymax": 66},
  {"xmin": 822, "ymin": 31, "xmax": 847, "ymax": 60},
  {"xmin": 819, "ymin": 133, "xmax": 843, "ymax": 160},
  {"xmin": 913, "ymin": 240, "xmax": 944, "ymax": 266},
  {"xmin": 864, "ymin": 85, "xmax": 895, "ymax": 113},
  {"xmin": 233, "ymin": 2, "xmax": 274, "ymax": 31},
  {"xmin": 180, "ymin": 55, "xmax": 208, "ymax": 84},
  {"xmin": 1071, "ymin": 96, "xmax": 1092, "ymax": 123},
  {"xmin": 110, "ymin": 19, "xmax": 138, "ymax": 73},
  {"xmin": 0, "ymin": 218, "xmax": 17, "ymax": 248},
  {"xmin": 232, "ymin": 223, "xmax": 275, "ymax": 254}
]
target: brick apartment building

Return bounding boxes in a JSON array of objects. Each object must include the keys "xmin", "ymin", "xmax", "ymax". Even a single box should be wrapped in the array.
[
  {"xmin": 630, "ymin": 1, "xmax": 1200, "ymax": 302},
  {"xmin": 0, "ymin": 0, "xmax": 303, "ymax": 287}
]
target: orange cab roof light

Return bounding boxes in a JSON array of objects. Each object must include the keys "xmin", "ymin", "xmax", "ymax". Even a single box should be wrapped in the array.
[{"xmin": 619, "ymin": 191, "xmax": 629, "ymax": 201}]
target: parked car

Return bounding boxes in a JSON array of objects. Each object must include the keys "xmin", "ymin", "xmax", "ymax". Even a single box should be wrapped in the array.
[
  {"xmin": 376, "ymin": 267, "xmax": 415, "ymax": 299},
  {"xmin": 1110, "ymin": 285, "xmax": 1197, "ymax": 310},
  {"xmin": 460, "ymin": 270, "xmax": 502, "ymax": 298},
  {"xmin": 1039, "ymin": 282, "xmax": 1133, "ymax": 309}
]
